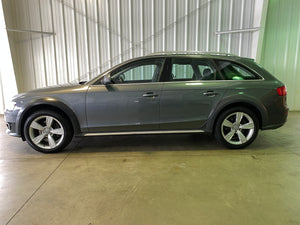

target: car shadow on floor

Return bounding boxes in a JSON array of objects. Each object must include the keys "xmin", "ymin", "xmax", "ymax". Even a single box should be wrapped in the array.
[
  {"xmin": 64, "ymin": 131, "xmax": 291, "ymax": 155},
  {"xmin": 66, "ymin": 133, "xmax": 224, "ymax": 153}
]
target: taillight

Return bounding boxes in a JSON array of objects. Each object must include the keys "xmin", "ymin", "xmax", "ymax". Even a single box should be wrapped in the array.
[{"xmin": 277, "ymin": 86, "xmax": 287, "ymax": 96}]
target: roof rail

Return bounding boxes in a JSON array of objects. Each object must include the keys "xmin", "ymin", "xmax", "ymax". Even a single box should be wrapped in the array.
[{"xmin": 148, "ymin": 51, "xmax": 238, "ymax": 57}]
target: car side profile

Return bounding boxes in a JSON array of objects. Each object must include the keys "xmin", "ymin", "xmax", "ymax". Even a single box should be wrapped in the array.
[{"xmin": 4, "ymin": 52, "xmax": 288, "ymax": 153}]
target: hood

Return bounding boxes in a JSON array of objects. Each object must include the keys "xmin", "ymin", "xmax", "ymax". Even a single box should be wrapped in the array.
[
  {"xmin": 12, "ymin": 83, "xmax": 88, "ymax": 101},
  {"xmin": 26, "ymin": 83, "xmax": 79, "ymax": 93}
]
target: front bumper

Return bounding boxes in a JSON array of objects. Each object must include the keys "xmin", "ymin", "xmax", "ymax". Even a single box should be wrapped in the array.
[
  {"xmin": 6, "ymin": 122, "xmax": 20, "ymax": 137},
  {"xmin": 4, "ymin": 109, "xmax": 21, "ymax": 137}
]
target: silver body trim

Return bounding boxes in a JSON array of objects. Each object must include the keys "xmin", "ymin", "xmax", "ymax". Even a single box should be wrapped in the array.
[{"xmin": 83, "ymin": 130, "xmax": 205, "ymax": 137}]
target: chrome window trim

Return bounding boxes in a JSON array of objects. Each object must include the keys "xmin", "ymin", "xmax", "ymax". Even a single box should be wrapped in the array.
[
  {"xmin": 160, "ymin": 79, "xmax": 265, "ymax": 84},
  {"xmin": 90, "ymin": 81, "xmax": 162, "ymax": 87},
  {"xmin": 89, "ymin": 78, "xmax": 265, "ymax": 87}
]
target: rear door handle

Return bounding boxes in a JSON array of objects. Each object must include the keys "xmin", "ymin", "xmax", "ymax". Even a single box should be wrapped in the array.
[
  {"xmin": 143, "ymin": 92, "xmax": 158, "ymax": 98},
  {"xmin": 203, "ymin": 91, "xmax": 218, "ymax": 97}
]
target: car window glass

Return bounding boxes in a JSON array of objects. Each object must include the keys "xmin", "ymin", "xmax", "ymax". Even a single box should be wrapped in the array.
[
  {"xmin": 110, "ymin": 60, "xmax": 162, "ymax": 84},
  {"xmin": 165, "ymin": 58, "xmax": 216, "ymax": 82},
  {"xmin": 172, "ymin": 64, "xmax": 194, "ymax": 80},
  {"xmin": 197, "ymin": 62, "xmax": 215, "ymax": 80},
  {"xmin": 217, "ymin": 61, "xmax": 259, "ymax": 80},
  {"xmin": 198, "ymin": 64, "xmax": 212, "ymax": 74}
]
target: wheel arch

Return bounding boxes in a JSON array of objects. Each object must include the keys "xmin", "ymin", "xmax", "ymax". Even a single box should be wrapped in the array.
[
  {"xmin": 18, "ymin": 98, "xmax": 81, "ymax": 140},
  {"xmin": 206, "ymin": 101, "xmax": 267, "ymax": 134}
]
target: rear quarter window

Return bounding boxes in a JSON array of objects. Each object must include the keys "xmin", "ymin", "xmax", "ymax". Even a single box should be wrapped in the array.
[{"xmin": 216, "ymin": 60, "xmax": 262, "ymax": 80}]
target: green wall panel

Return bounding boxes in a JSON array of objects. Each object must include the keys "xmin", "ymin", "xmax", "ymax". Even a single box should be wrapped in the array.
[{"xmin": 261, "ymin": 0, "xmax": 300, "ymax": 110}]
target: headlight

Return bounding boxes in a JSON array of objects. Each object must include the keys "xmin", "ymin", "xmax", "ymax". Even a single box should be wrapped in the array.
[{"xmin": 5, "ymin": 101, "xmax": 16, "ymax": 111}]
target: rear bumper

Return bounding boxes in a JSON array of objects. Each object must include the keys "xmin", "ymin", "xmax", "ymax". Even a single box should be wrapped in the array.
[
  {"xmin": 262, "ymin": 122, "xmax": 286, "ymax": 130},
  {"xmin": 262, "ymin": 106, "xmax": 288, "ymax": 130}
]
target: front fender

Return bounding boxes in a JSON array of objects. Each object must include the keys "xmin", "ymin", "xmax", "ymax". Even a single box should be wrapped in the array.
[{"xmin": 16, "ymin": 97, "xmax": 82, "ymax": 137}]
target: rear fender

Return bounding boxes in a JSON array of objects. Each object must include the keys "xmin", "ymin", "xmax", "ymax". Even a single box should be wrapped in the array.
[{"xmin": 204, "ymin": 95, "xmax": 268, "ymax": 133}]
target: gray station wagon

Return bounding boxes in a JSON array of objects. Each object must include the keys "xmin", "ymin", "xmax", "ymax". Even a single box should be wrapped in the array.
[{"xmin": 4, "ymin": 52, "xmax": 288, "ymax": 153}]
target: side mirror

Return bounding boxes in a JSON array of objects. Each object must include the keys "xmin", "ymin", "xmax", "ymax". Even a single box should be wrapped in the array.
[{"xmin": 102, "ymin": 75, "xmax": 112, "ymax": 85}]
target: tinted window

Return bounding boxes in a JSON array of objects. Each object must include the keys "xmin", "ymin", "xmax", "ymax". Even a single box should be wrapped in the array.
[
  {"xmin": 198, "ymin": 64, "xmax": 215, "ymax": 80},
  {"xmin": 216, "ymin": 60, "xmax": 260, "ymax": 80},
  {"xmin": 165, "ymin": 58, "xmax": 216, "ymax": 81},
  {"xmin": 110, "ymin": 59, "xmax": 163, "ymax": 84},
  {"xmin": 172, "ymin": 64, "xmax": 194, "ymax": 80}
]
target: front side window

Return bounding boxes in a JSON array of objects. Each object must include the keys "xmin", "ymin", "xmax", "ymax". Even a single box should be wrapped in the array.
[
  {"xmin": 165, "ymin": 58, "xmax": 216, "ymax": 82},
  {"xmin": 110, "ymin": 59, "xmax": 163, "ymax": 84},
  {"xmin": 216, "ymin": 60, "xmax": 261, "ymax": 80}
]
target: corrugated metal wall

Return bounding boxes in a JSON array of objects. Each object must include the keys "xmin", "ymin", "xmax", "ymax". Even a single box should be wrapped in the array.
[
  {"xmin": 261, "ymin": 0, "xmax": 300, "ymax": 110},
  {"xmin": 3, "ymin": 0, "xmax": 261, "ymax": 94}
]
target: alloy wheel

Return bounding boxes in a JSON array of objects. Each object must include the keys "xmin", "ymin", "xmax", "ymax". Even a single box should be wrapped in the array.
[
  {"xmin": 221, "ymin": 112, "xmax": 255, "ymax": 145},
  {"xmin": 28, "ymin": 115, "xmax": 65, "ymax": 149}
]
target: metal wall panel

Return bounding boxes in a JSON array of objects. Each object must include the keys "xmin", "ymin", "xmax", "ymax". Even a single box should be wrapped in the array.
[
  {"xmin": 4, "ymin": 0, "xmax": 261, "ymax": 94},
  {"xmin": 0, "ymin": 0, "xmax": 18, "ymax": 113},
  {"xmin": 52, "ymin": 0, "xmax": 68, "ymax": 84},
  {"xmin": 261, "ymin": 0, "xmax": 300, "ymax": 110}
]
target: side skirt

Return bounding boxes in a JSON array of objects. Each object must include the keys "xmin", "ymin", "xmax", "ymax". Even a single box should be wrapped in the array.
[{"xmin": 82, "ymin": 130, "xmax": 205, "ymax": 137}]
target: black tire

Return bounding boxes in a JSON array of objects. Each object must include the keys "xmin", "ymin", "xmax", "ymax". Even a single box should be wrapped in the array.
[
  {"xmin": 214, "ymin": 107, "xmax": 259, "ymax": 149},
  {"xmin": 24, "ymin": 110, "xmax": 73, "ymax": 153}
]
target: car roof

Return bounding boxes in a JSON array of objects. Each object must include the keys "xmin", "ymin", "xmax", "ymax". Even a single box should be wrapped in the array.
[{"xmin": 147, "ymin": 51, "xmax": 253, "ymax": 61}]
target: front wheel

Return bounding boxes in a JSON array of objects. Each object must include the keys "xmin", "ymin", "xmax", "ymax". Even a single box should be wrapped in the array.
[
  {"xmin": 24, "ymin": 110, "xmax": 73, "ymax": 153},
  {"xmin": 214, "ymin": 107, "xmax": 259, "ymax": 149}
]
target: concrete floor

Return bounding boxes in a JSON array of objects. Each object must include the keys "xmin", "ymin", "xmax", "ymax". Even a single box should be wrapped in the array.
[{"xmin": 0, "ymin": 112, "xmax": 300, "ymax": 225}]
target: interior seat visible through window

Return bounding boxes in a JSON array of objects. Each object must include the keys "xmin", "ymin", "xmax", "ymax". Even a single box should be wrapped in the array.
[
  {"xmin": 202, "ymin": 68, "xmax": 214, "ymax": 80},
  {"xmin": 165, "ymin": 58, "xmax": 216, "ymax": 82}
]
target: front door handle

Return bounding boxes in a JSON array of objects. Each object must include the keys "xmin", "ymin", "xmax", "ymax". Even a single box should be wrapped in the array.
[
  {"xmin": 203, "ymin": 91, "xmax": 218, "ymax": 97},
  {"xmin": 143, "ymin": 92, "xmax": 158, "ymax": 98}
]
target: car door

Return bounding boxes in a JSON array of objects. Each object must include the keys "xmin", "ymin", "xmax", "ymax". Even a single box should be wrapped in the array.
[
  {"xmin": 159, "ymin": 57, "xmax": 227, "ymax": 130},
  {"xmin": 86, "ymin": 58, "xmax": 165, "ymax": 132}
]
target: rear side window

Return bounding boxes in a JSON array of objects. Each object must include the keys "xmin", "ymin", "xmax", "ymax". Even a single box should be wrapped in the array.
[
  {"xmin": 165, "ymin": 58, "xmax": 216, "ymax": 82},
  {"xmin": 172, "ymin": 64, "xmax": 194, "ymax": 80},
  {"xmin": 216, "ymin": 60, "xmax": 261, "ymax": 80}
]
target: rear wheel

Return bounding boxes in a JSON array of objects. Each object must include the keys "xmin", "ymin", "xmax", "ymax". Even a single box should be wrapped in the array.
[
  {"xmin": 215, "ymin": 107, "xmax": 259, "ymax": 149},
  {"xmin": 24, "ymin": 110, "xmax": 73, "ymax": 153}
]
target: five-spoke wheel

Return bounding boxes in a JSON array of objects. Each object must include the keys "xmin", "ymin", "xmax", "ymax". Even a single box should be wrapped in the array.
[
  {"xmin": 24, "ymin": 110, "xmax": 73, "ymax": 153},
  {"xmin": 215, "ymin": 107, "xmax": 258, "ymax": 149}
]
